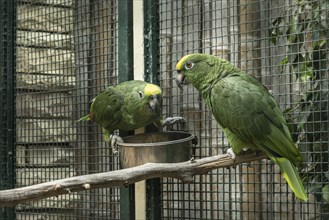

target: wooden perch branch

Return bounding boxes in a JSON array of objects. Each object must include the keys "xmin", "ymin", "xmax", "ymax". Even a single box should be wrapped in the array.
[{"xmin": 0, "ymin": 152, "xmax": 267, "ymax": 207}]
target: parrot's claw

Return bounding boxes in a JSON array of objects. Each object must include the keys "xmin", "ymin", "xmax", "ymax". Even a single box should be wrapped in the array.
[
  {"xmin": 161, "ymin": 117, "xmax": 186, "ymax": 127},
  {"xmin": 110, "ymin": 134, "xmax": 124, "ymax": 156},
  {"xmin": 227, "ymin": 148, "xmax": 236, "ymax": 161}
]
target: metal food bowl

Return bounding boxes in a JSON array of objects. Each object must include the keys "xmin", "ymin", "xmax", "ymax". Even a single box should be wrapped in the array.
[{"xmin": 117, "ymin": 131, "xmax": 196, "ymax": 169}]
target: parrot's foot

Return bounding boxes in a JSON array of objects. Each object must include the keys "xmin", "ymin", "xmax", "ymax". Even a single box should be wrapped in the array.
[
  {"xmin": 161, "ymin": 117, "xmax": 186, "ymax": 127},
  {"xmin": 227, "ymin": 148, "xmax": 236, "ymax": 161},
  {"xmin": 110, "ymin": 134, "xmax": 124, "ymax": 156}
]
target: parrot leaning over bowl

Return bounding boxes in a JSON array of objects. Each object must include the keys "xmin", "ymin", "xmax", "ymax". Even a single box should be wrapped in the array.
[{"xmin": 79, "ymin": 80, "xmax": 184, "ymax": 154}]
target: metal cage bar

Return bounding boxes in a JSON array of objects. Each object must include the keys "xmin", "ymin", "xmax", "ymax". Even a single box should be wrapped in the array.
[
  {"xmin": 143, "ymin": 1, "xmax": 162, "ymax": 220},
  {"xmin": 118, "ymin": 1, "xmax": 135, "ymax": 220},
  {"xmin": 0, "ymin": 0, "xmax": 16, "ymax": 219}
]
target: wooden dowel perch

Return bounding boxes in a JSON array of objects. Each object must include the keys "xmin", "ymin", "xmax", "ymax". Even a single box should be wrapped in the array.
[{"xmin": 0, "ymin": 152, "xmax": 267, "ymax": 207}]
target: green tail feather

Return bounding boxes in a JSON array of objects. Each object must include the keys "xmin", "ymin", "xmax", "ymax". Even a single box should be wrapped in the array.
[
  {"xmin": 276, "ymin": 157, "xmax": 308, "ymax": 202},
  {"xmin": 77, "ymin": 114, "xmax": 90, "ymax": 122}
]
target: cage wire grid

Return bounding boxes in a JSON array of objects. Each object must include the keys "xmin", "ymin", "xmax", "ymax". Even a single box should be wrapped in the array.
[
  {"xmin": 13, "ymin": 0, "xmax": 120, "ymax": 219},
  {"xmin": 159, "ymin": 0, "xmax": 328, "ymax": 219},
  {"xmin": 0, "ymin": 0, "xmax": 327, "ymax": 219}
]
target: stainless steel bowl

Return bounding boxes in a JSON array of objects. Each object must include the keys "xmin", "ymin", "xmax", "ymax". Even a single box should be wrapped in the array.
[{"xmin": 117, "ymin": 131, "xmax": 195, "ymax": 168}]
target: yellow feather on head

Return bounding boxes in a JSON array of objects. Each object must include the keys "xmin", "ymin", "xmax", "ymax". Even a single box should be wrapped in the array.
[
  {"xmin": 144, "ymin": 83, "xmax": 161, "ymax": 96},
  {"xmin": 176, "ymin": 54, "xmax": 192, "ymax": 71}
]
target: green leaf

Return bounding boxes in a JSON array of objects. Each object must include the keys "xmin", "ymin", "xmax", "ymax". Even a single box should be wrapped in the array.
[
  {"xmin": 307, "ymin": 183, "xmax": 322, "ymax": 193},
  {"xmin": 323, "ymin": 185, "xmax": 329, "ymax": 202},
  {"xmin": 300, "ymin": 62, "xmax": 313, "ymax": 82},
  {"xmin": 325, "ymin": 172, "xmax": 329, "ymax": 181},
  {"xmin": 318, "ymin": 39, "xmax": 326, "ymax": 47},
  {"xmin": 280, "ymin": 56, "xmax": 289, "ymax": 65}
]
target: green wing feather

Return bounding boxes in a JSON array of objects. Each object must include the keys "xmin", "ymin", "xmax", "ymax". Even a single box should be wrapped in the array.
[
  {"xmin": 78, "ymin": 85, "xmax": 124, "ymax": 141},
  {"xmin": 210, "ymin": 74, "xmax": 302, "ymax": 161},
  {"xmin": 209, "ymin": 72, "xmax": 307, "ymax": 201},
  {"xmin": 90, "ymin": 86, "xmax": 124, "ymax": 131}
]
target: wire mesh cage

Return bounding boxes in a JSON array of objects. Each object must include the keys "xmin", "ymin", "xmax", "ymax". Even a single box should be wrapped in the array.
[
  {"xmin": 12, "ymin": 0, "xmax": 120, "ymax": 219},
  {"xmin": 0, "ymin": 0, "xmax": 328, "ymax": 219},
  {"xmin": 158, "ymin": 0, "xmax": 328, "ymax": 219}
]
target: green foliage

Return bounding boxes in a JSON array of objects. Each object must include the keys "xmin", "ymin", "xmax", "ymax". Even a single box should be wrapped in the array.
[
  {"xmin": 272, "ymin": 0, "xmax": 328, "ymax": 81},
  {"xmin": 271, "ymin": 0, "xmax": 329, "ymax": 202}
]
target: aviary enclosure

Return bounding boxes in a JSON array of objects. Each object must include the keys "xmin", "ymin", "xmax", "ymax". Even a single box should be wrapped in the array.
[{"xmin": 0, "ymin": 0, "xmax": 328, "ymax": 219}]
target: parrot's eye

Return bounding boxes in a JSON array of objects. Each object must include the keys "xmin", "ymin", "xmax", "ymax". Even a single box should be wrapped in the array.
[
  {"xmin": 138, "ymin": 91, "xmax": 144, "ymax": 99},
  {"xmin": 184, "ymin": 61, "xmax": 194, "ymax": 70}
]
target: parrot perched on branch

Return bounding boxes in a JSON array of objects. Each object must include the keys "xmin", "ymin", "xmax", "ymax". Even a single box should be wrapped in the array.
[
  {"xmin": 79, "ymin": 80, "xmax": 184, "ymax": 153},
  {"xmin": 175, "ymin": 53, "xmax": 307, "ymax": 202}
]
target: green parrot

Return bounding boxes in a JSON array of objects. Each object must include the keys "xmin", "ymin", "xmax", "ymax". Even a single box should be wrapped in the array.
[
  {"xmin": 175, "ymin": 53, "xmax": 307, "ymax": 202},
  {"xmin": 79, "ymin": 80, "xmax": 183, "ymax": 152}
]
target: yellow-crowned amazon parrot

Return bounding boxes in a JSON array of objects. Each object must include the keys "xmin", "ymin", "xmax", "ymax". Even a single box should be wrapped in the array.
[
  {"xmin": 175, "ymin": 53, "xmax": 307, "ymax": 201},
  {"xmin": 79, "ymin": 80, "xmax": 183, "ymax": 153}
]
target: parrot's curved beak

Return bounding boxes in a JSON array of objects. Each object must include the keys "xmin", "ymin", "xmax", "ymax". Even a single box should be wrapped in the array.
[
  {"xmin": 176, "ymin": 72, "xmax": 189, "ymax": 90},
  {"xmin": 148, "ymin": 95, "xmax": 160, "ymax": 112}
]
